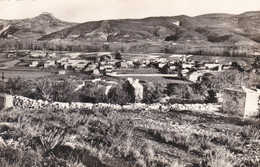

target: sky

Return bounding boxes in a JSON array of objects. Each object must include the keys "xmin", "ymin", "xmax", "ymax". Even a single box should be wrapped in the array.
[{"xmin": 0, "ymin": 0, "xmax": 260, "ymax": 22}]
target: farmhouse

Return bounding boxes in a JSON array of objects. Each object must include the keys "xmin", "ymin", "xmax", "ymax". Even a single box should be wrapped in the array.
[{"xmin": 222, "ymin": 86, "xmax": 260, "ymax": 118}]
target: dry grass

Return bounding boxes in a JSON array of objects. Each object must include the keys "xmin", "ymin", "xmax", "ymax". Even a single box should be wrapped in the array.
[{"xmin": 0, "ymin": 107, "xmax": 259, "ymax": 167}]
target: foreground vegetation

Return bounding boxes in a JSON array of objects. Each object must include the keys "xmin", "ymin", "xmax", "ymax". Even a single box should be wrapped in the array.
[{"xmin": 0, "ymin": 106, "xmax": 259, "ymax": 167}]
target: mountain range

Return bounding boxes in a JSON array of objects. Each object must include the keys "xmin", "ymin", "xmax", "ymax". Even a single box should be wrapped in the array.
[{"xmin": 1, "ymin": 11, "xmax": 260, "ymax": 46}]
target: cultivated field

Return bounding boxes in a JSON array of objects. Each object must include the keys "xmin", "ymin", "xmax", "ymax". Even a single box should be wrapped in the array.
[{"xmin": 0, "ymin": 107, "xmax": 259, "ymax": 167}]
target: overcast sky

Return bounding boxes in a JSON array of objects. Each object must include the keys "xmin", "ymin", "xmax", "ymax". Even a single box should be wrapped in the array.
[{"xmin": 0, "ymin": 0, "xmax": 260, "ymax": 22}]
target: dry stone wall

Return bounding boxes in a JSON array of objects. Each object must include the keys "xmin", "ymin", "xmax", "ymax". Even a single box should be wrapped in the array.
[{"xmin": 12, "ymin": 95, "xmax": 221, "ymax": 112}]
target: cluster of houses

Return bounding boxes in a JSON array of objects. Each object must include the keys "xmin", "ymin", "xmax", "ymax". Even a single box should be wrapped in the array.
[
  {"xmin": 28, "ymin": 52, "xmax": 137, "ymax": 75},
  {"xmin": 27, "ymin": 52, "xmax": 250, "ymax": 83}
]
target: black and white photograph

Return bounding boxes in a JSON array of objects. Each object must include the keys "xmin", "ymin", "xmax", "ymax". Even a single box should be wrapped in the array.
[{"xmin": 0, "ymin": 0, "xmax": 260, "ymax": 166}]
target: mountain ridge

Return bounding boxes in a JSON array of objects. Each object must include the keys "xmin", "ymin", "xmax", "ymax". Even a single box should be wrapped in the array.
[{"xmin": 1, "ymin": 11, "xmax": 260, "ymax": 47}]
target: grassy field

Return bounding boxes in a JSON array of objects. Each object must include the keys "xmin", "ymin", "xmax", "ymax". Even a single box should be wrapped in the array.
[{"xmin": 0, "ymin": 107, "xmax": 259, "ymax": 167}]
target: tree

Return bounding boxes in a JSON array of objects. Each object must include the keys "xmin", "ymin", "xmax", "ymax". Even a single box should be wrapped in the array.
[
  {"xmin": 107, "ymin": 84, "xmax": 134, "ymax": 105},
  {"xmin": 142, "ymin": 83, "xmax": 163, "ymax": 104},
  {"xmin": 28, "ymin": 78, "xmax": 53, "ymax": 101},
  {"xmin": 115, "ymin": 52, "xmax": 122, "ymax": 60},
  {"xmin": 51, "ymin": 80, "xmax": 75, "ymax": 102}
]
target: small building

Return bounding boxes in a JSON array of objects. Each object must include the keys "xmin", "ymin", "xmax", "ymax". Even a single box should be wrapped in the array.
[
  {"xmin": 93, "ymin": 69, "xmax": 100, "ymax": 75},
  {"xmin": 29, "ymin": 61, "xmax": 39, "ymax": 67},
  {"xmin": 204, "ymin": 63, "xmax": 222, "ymax": 70},
  {"xmin": 121, "ymin": 61, "xmax": 128, "ymax": 68},
  {"xmin": 182, "ymin": 63, "xmax": 194, "ymax": 69},
  {"xmin": 44, "ymin": 60, "xmax": 56, "ymax": 68},
  {"xmin": 188, "ymin": 71, "xmax": 204, "ymax": 82},
  {"xmin": 68, "ymin": 59, "xmax": 89, "ymax": 66},
  {"xmin": 75, "ymin": 62, "xmax": 87, "ymax": 71},
  {"xmin": 169, "ymin": 66, "xmax": 177, "ymax": 71},
  {"xmin": 159, "ymin": 63, "xmax": 167, "ymax": 68},
  {"xmin": 0, "ymin": 94, "xmax": 13, "ymax": 110},
  {"xmin": 58, "ymin": 70, "xmax": 66, "ymax": 75},
  {"xmin": 222, "ymin": 86, "xmax": 260, "ymax": 118},
  {"xmin": 30, "ymin": 51, "xmax": 46, "ymax": 58},
  {"xmin": 127, "ymin": 60, "xmax": 134, "ymax": 67}
]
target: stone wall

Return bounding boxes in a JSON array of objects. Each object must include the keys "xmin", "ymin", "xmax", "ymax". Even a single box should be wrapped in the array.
[{"xmin": 12, "ymin": 95, "xmax": 221, "ymax": 112}]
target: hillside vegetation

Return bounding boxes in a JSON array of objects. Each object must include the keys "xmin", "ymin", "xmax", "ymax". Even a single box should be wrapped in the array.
[{"xmin": 0, "ymin": 106, "xmax": 259, "ymax": 167}]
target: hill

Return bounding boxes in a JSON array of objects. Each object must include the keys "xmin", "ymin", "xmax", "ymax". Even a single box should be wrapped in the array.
[
  {"xmin": 0, "ymin": 12, "xmax": 77, "ymax": 40},
  {"xmin": 37, "ymin": 11, "xmax": 260, "ymax": 46}
]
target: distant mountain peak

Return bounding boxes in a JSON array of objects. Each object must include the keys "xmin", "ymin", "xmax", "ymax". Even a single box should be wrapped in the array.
[
  {"xmin": 40, "ymin": 12, "xmax": 54, "ymax": 16},
  {"xmin": 36, "ymin": 12, "xmax": 57, "ymax": 20}
]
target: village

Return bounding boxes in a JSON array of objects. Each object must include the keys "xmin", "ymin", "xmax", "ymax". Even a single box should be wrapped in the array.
[
  {"xmin": 4, "ymin": 49, "xmax": 250, "ymax": 82},
  {"xmin": 1, "ymin": 49, "xmax": 260, "ymax": 118}
]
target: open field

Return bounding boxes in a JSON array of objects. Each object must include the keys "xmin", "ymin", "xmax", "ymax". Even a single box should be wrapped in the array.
[
  {"xmin": 0, "ymin": 60, "xmax": 20, "ymax": 69},
  {"xmin": 0, "ymin": 107, "xmax": 259, "ymax": 167},
  {"xmin": 0, "ymin": 68, "xmax": 52, "ymax": 79}
]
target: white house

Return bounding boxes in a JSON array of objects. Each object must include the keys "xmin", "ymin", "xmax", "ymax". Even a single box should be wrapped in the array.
[
  {"xmin": 121, "ymin": 61, "xmax": 128, "ymax": 68},
  {"xmin": 44, "ymin": 60, "xmax": 56, "ymax": 68},
  {"xmin": 182, "ymin": 63, "xmax": 194, "ymax": 69},
  {"xmin": 159, "ymin": 63, "xmax": 167, "ymax": 68},
  {"xmin": 29, "ymin": 61, "xmax": 39, "ymax": 67},
  {"xmin": 188, "ymin": 71, "xmax": 204, "ymax": 82}
]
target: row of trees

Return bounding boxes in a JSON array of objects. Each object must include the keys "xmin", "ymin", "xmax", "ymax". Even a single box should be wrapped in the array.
[
  {"xmin": 0, "ymin": 77, "xmax": 137, "ymax": 105},
  {"xmin": 1, "ymin": 39, "xmax": 259, "ymax": 57},
  {"xmin": 0, "ymin": 39, "xmax": 133, "ymax": 53}
]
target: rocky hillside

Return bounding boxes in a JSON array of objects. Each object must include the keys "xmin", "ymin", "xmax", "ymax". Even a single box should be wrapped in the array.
[
  {"xmin": 0, "ymin": 12, "xmax": 77, "ymax": 40},
  {"xmin": 37, "ymin": 11, "xmax": 260, "ymax": 46},
  {"xmin": 1, "ymin": 11, "xmax": 260, "ymax": 47}
]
